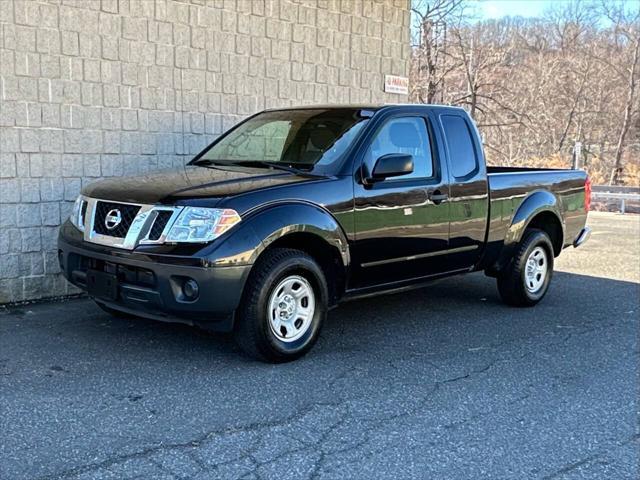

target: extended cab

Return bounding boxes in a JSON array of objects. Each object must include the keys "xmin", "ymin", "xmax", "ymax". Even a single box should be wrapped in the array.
[{"xmin": 58, "ymin": 105, "xmax": 591, "ymax": 362}]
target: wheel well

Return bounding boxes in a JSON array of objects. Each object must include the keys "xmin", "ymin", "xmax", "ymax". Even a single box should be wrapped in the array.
[
  {"xmin": 261, "ymin": 233, "xmax": 346, "ymax": 306},
  {"xmin": 526, "ymin": 212, "xmax": 563, "ymax": 256}
]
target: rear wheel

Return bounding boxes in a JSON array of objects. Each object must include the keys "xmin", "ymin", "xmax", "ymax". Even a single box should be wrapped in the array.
[
  {"xmin": 497, "ymin": 229, "xmax": 554, "ymax": 307},
  {"xmin": 234, "ymin": 248, "xmax": 328, "ymax": 362}
]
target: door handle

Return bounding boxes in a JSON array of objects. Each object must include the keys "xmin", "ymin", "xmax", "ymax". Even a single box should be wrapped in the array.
[{"xmin": 428, "ymin": 189, "xmax": 448, "ymax": 205}]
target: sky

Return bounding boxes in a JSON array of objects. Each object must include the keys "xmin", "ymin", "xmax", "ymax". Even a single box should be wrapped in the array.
[{"xmin": 476, "ymin": 0, "xmax": 570, "ymax": 19}]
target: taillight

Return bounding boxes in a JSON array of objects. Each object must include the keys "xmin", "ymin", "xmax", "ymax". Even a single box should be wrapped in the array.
[{"xmin": 584, "ymin": 176, "xmax": 591, "ymax": 212}]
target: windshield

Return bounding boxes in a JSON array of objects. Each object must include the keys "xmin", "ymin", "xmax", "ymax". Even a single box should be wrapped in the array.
[{"xmin": 193, "ymin": 109, "xmax": 370, "ymax": 172}]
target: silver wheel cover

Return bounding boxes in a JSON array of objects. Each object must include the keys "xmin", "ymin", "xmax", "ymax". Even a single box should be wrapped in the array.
[
  {"xmin": 267, "ymin": 275, "xmax": 316, "ymax": 343},
  {"xmin": 524, "ymin": 246, "xmax": 548, "ymax": 294}
]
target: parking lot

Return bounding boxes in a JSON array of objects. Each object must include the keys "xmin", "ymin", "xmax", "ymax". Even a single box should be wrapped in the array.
[{"xmin": 1, "ymin": 212, "xmax": 638, "ymax": 479}]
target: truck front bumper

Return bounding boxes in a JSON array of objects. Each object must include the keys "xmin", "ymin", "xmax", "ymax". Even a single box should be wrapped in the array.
[{"xmin": 58, "ymin": 223, "xmax": 251, "ymax": 332}]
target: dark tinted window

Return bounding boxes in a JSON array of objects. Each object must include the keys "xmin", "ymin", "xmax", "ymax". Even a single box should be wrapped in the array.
[
  {"xmin": 197, "ymin": 109, "xmax": 368, "ymax": 170},
  {"xmin": 365, "ymin": 117, "xmax": 434, "ymax": 179},
  {"xmin": 441, "ymin": 115, "xmax": 478, "ymax": 178}
]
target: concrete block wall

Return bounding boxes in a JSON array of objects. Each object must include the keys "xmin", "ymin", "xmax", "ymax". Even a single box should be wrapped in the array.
[{"xmin": 0, "ymin": 0, "xmax": 410, "ymax": 303}]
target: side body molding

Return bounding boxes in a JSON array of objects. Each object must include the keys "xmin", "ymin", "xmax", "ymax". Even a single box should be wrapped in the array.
[{"xmin": 206, "ymin": 202, "xmax": 351, "ymax": 268}]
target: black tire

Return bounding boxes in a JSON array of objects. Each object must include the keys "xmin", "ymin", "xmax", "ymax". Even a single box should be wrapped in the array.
[
  {"xmin": 233, "ymin": 248, "xmax": 328, "ymax": 363},
  {"xmin": 94, "ymin": 301, "xmax": 136, "ymax": 319},
  {"xmin": 497, "ymin": 229, "xmax": 554, "ymax": 307}
]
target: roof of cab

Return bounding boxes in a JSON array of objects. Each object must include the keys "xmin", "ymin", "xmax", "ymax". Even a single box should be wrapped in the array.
[{"xmin": 265, "ymin": 103, "xmax": 467, "ymax": 113}]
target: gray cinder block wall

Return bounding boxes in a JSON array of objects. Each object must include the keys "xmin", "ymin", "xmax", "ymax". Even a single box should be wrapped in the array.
[{"xmin": 0, "ymin": 0, "xmax": 410, "ymax": 304}]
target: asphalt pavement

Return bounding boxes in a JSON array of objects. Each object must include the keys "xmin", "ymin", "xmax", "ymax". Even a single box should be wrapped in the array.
[{"xmin": 1, "ymin": 212, "xmax": 638, "ymax": 479}]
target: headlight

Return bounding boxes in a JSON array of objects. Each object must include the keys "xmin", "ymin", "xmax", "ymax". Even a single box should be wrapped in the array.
[
  {"xmin": 165, "ymin": 207, "xmax": 241, "ymax": 243},
  {"xmin": 70, "ymin": 195, "xmax": 86, "ymax": 231}
]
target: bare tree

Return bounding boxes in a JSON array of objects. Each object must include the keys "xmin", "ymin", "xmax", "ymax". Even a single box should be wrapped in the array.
[
  {"xmin": 447, "ymin": 19, "xmax": 520, "ymax": 120},
  {"xmin": 597, "ymin": 1, "xmax": 640, "ymax": 184},
  {"xmin": 410, "ymin": 0, "xmax": 465, "ymax": 103},
  {"xmin": 408, "ymin": 0, "xmax": 640, "ymax": 185}
]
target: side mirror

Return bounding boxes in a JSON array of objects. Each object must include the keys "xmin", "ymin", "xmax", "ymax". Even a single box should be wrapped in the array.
[{"xmin": 368, "ymin": 153, "xmax": 414, "ymax": 182}]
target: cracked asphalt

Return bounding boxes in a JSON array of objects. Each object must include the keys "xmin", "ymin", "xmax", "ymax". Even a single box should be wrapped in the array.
[{"xmin": 1, "ymin": 212, "xmax": 639, "ymax": 479}]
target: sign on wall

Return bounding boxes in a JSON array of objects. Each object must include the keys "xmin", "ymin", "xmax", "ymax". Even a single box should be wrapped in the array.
[{"xmin": 384, "ymin": 75, "xmax": 409, "ymax": 95}]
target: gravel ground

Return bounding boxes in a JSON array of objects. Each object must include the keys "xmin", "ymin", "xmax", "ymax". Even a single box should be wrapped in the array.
[{"xmin": 1, "ymin": 212, "xmax": 638, "ymax": 480}]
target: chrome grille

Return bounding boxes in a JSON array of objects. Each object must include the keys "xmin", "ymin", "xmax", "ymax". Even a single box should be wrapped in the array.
[
  {"xmin": 148, "ymin": 210, "xmax": 173, "ymax": 240},
  {"xmin": 80, "ymin": 200, "xmax": 88, "ymax": 228},
  {"xmin": 93, "ymin": 201, "xmax": 141, "ymax": 238},
  {"xmin": 82, "ymin": 197, "xmax": 181, "ymax": 250}
]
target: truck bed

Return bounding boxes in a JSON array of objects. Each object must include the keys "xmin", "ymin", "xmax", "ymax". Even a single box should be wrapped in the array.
[
  {"xmin": 487, "ymin": 166, "xmax": 576, "ymax": 174},
  {"xmin": 483, "ymin": 167, "xmax": 589, "ymax": 269}
]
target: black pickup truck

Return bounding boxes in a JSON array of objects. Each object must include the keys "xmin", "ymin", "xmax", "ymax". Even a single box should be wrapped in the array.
[{"xmin": 59, "ymin": 105, "xmax": 591, "ymax": 362}]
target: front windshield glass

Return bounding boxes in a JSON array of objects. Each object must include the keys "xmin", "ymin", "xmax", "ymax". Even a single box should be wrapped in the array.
[{"xmin": 195, "ymin": 109, "xmax": 369, "ymax": 171}]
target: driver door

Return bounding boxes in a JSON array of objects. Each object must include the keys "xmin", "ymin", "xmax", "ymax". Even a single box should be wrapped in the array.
[{"xmin": 351, "ymin": 115, "xmax": 450, "ymax": 289}]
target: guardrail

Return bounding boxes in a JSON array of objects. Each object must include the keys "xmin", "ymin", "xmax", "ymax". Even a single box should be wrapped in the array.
[
  {"xmin": 591, "ymin": 186, "xmax": 640, "ymax": 214},
  {"xmin": 592, "ymin": 185, "xmax": 639, "ymax": 194}
]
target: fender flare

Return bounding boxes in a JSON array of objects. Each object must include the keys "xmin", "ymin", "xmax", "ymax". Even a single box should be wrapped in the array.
[
  {"xmin": 496, "ymin": 190, "xmax": 565, "ymax": 270},
  {"xmin": 206, "ymin": 202, "xmax": 350, "ymax": 268}
]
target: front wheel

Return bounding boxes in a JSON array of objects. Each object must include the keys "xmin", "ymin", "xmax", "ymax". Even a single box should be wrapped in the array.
[
  {"xmin": 233, "ymin": 248, "xmax": 328, "ymax": 362},
  {"xmin": 497, "ymin": 229, "xmax": 554, "ymax": 307}
]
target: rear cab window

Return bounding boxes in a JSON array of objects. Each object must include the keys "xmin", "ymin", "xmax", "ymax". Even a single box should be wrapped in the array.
[{"xmin": 440, "ymin": 114, "xmax": 479, "ymax": 179}]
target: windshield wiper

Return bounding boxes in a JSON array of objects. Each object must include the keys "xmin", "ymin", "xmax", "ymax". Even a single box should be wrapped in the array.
[
  {"xmin": 194, "ymin": 159, "xmax": 323, "ymax": 177},
  {"xmin": 191, "ymin": 159, "xmax": 232, "ymax": 167},
  {"xmin": 234, "ymin": 160, "xmax": 313, "ymax": 175}
]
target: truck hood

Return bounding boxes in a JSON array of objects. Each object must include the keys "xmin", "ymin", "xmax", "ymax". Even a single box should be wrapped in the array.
[{"xmin": 82, "ymin": 165, "xmax": 320, "ymax": 204}]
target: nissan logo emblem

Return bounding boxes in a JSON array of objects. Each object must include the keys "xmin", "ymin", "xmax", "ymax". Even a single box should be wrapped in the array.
[{"xmin": 104, "ymin": 209, "xmax": 122, "ymax": 230}]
